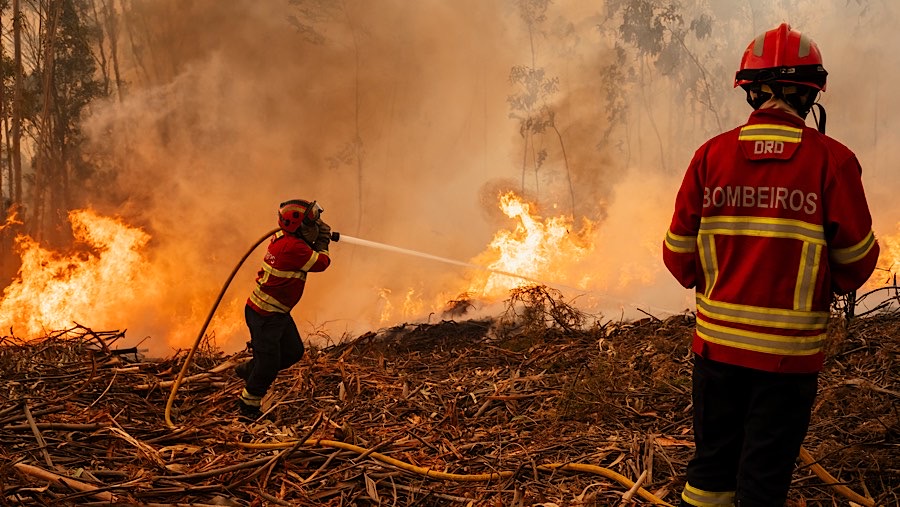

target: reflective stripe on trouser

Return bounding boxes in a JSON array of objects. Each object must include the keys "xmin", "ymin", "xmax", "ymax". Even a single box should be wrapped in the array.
[
  {"xmin": 240, "ymin": 388, "xmax": 262, "ymax": 407},
  {"xmin": 681, "ymin": 482, "xmax": 734, "ymax": 507}
]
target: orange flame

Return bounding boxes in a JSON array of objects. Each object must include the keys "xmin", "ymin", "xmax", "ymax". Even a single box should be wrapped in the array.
[
  {"xmin": 0, "ymin": 209, "xmax": 152, "ymax": 338},
  {"xmin": 0, "ymin": 209, "xmax": 23, "ymax": 232},
  {"xmin": 866, "ymin": 223, "xmax": 900, "ymax": 288},
  {"xmin": 372, "ymin": 192, "xmax": 595, "ymax": 325},
  {"xmin": 468, "ymin": 192, "xmax": 593, "ymax": 299}
]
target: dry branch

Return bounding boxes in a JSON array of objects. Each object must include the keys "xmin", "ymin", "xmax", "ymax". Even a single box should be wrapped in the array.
[
  {"xmin": 13, "ymin": 463, "xmax": 117, "ymax": 502},
  {"xmin": 1, "ymin": 298, "xmax": 898, "ymax": 506}
]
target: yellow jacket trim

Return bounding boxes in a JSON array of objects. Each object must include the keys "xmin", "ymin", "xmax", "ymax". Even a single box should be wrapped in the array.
[
  {"xmin": 700, "ymin": 216, "xmax": 825, "ymax": 244},
  {"xmin": 696, "ymin": 294, "xmax": 828, "ymax": 331},
  {"xmin": 699, "ymin": 233, "xmax": 719, "ymax": 297},
  {"xmin": 250, "ymin": 289, "xmax": 291, "ymax": 313},
  {"xmin": 665, "ymin": 230, "xmax": 697, "ymax": 253},
  {"xmin": 697, "ymin": 319, "xmax": 825, "ymax": 356},
  {"xmin": 261, "ymin": 262, "xmax": 309, "ymax": 280},
  {"xmin": 300, "ymin": 251, "xmax": 321, "ymax": 271},
  {"xmin": 831, "ymin": 230, "xmax": 876, "ymax": 264},
  {"xmin": 738, "ymin": 123, "xmax": 803, "ymax": 143},
  {"xmin": 794, "ymin": 242, "xmax": 822, "ymax": 311}
]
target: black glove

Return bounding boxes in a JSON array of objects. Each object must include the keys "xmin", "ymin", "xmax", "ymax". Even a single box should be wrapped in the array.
[
  {"xmin": 300, "ymin": 221, "xmax": 319, "ymax": 245},
  {"xmin": 313, "ymin": 219, "xmax": 332, "ymax": 252}
]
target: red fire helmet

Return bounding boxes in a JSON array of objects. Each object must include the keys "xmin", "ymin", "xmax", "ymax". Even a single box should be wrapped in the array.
[
  {"xmin": 734, "ymin": 23, "xmax": 828, "ymax": 91},
  {"xmin": 278, "ymin": 199, "xmax": 319, "ymax": 234}
]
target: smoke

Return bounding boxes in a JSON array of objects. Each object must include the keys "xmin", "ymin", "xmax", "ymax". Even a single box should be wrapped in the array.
[{"xmin": 62, "ymin": 0, "xmax": 900, "ymax": 354}]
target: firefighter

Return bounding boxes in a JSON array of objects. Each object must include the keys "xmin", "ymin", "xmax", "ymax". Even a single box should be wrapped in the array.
[
  {"xmin": 235, "ymin": 199, "xmax": 333, "ymax": 420},
  {"xmin": 663, "ymin": 23, "xmax": 879, "ymax": 506}
]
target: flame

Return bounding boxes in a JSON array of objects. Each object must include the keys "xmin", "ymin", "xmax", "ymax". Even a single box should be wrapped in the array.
[
  {"xmin": 0, "ymin": 209, "xmax": 152, "ymax": 337},
  {"xmin": 0, "ymin": 209, "xmax": 23, "ymax": 232},
  {"xmin": 371, "ymin": 192, "xmax": 596, "ymax": 325},
  {"xmin": 377, "ymin": 288, "xmax": 394, "ymax": 323},
  {"xmin": 867, "ymin": 223, "xmax": 900, "ymax": 287},
  {"xmin": 377, "ymin": 287, "xmax": 431, "ymax": 324},
  {"xmin": 468, "ymin": 192, "xmax": 594, "ymax": 299}
]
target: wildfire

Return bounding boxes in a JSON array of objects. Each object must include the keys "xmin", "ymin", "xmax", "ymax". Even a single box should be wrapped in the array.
[
  {"xmin": 468, "ymin": 192, "xmax": 594, "ymax": 299},
  {"xmin": 373, "ymin": 192, "xmax": 595, "ymax": 325},
  {"xmin": 0, "ymin": 209, "xmax": 23, "ymax": 232},
  {"xmin": 867, "ymin": 223, "xmax": 900, "ymax": 288},
  {"xmin": 0, "ymin": 209, "xmax": 152, "ymax": 338}
]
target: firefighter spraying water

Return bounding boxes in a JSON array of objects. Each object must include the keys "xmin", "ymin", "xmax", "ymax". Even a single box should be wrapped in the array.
[{"xmin": 171, "ymin": 198, "xmax": 586, "ymax": 424}]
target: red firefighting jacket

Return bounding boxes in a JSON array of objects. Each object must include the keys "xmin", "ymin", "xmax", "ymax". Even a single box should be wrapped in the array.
[
  {"xmin": 247, "ymin": 231, "xmax": 331, "ymax": 316},
  {"xmin": 663, "ymin": 108, "xmax": 879, "ymax": 373}
]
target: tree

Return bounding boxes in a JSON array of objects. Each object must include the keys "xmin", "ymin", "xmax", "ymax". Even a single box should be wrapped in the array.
[
  {"xmin": 11, "ymin": 0, "xmax": 23, "ymax": 208},
  {"xmin": 508, "ymin": 0, "xmax": 577, "ymax": 218},
  {"xmin": 599, "ymin": 0, "xmax": 726, "ymax": 172},
  {"xmin": 28, "ymin": 0, "xmax": 104, "ymax": 240},
  {"xmin": 88, "ymin": 0, "xmax": 125, "ymax": 102}
]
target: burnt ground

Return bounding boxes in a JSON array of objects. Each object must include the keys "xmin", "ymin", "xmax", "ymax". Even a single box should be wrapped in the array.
[{"xmin": 1, "ymin": 285, "xmax": 898, "ymax": 506}]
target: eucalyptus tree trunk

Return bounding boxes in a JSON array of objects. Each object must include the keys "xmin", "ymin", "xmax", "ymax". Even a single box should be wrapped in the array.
[
  {"xmin": 12, "ymin": 0, "xmax": 23, "ymax": 208},
  {"xmin": 32, "ymin": 0, "xmax": 63, "ymax": 237}
]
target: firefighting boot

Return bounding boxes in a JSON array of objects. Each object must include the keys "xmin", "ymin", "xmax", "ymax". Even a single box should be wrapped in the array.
[
  {"xmin": 237, "ymin": 389, "xmax": 263, "ymax": 421},
  {"xmin": 236, "ymin": 400, "xmax": 261, "ymax": 421}
]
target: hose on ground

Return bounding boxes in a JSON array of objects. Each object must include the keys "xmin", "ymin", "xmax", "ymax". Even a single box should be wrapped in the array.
[
  {"xmin": 240, "ymin": 439, "xmax": 675, "ymax": 505},
  {"xmin": 164, "ymin": 228, "xmax": 279, "ymax": 429}
]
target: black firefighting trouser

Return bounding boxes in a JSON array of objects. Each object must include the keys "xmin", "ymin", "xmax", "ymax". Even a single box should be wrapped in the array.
[
  {"xmin": 681, "ymin": 355, "xmax": 818, "ymax": 507},
  {"xmin": 243, "ymin": 305, "xmax": 305, "ymax": 398}
]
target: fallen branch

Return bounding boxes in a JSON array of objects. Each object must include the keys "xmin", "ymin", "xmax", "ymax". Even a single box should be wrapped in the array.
[
  {"xmin": 13, "ymin": 462, "xmax": 117, "ymax": 503},
  {"xmin": 799, "ymin": 447, "xmax": 875, "ymax": 507}
]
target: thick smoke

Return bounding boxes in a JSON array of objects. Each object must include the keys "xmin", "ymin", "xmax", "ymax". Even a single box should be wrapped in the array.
[{"xmin": 73, "ymin": 1, "xmax": 899, "ymax": 354}]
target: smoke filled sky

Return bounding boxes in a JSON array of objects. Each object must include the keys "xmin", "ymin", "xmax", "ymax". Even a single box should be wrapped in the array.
[{"xmin": 35, "ymin": 0, "xmax": 900, "ymax": 353}]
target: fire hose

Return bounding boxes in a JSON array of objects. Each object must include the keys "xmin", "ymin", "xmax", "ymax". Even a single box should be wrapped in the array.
[
  {"xmin": 163, "ymin": 230, "xmax": 876, "ymax": 506},
  {"xmin": 164, "ymin": 226, "xmax": 343, "ymax": 428},
  {"xmin": 164, "ymin": 227, "xmax": 281, "ymax": 429},
  {"xmin": 239, "ymin": 439, "xmax": 673, "ymax": 505}
]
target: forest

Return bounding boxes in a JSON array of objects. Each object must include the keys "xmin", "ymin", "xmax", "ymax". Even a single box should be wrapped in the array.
[{"xmin": 1, "ymin": 1, "xmax": 898, "ymax": 504}]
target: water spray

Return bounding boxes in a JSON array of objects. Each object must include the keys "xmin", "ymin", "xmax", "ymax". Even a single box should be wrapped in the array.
[
  {"xmin": 332, "ymin": 232, "xmax": 569, "ymax": 289},
  {"xmin": 333, "ymin": 231, "xmax": 682, "ymax": 315}
]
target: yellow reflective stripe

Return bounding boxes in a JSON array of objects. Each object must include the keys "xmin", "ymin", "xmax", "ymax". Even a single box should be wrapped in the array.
[
  {"xmin": 738, "ymin": 123, "xmax": 803, "ymax": 143},
  {"xmin": 682, "ymin": 483, "xmax": 735, "ymax": 507},
  {"xmin": 250, "ymin": 288, "xmax": 290, "ymax": 313},
  {"xmin": 700, "ymin": 216, "xmax": 825, "ymax": 244},
  {"xmin": 241, "ymin": 389, "xmax": 262, "ymax": 407},
  {"xmin": 831, "ymin": 230, "xmax": 876, "ymax": 264},
  {"xmin": 696, "ymin": 294, "xmax": 828, "ymax": 331},
  {"xmin": 261, "ymin": 262, "xmax": 308, "ymax": 280},
  {"xmin": 794, "ymin": 243, "xmax": 822, "ymax": 311},
  {"xmin": 697, "ymin": 319, "xmax": 825, "ymax": 355},
  {"xmin": 665, "ymin": 230, "xmax": 697, "ymax": 253},
  {"xmin": 699, "ymin": 233, "xmax": 718, "ymax": 297},
  {"xmin": 300, "ymin": 251, "xmax": 320, "ymax": 271}
]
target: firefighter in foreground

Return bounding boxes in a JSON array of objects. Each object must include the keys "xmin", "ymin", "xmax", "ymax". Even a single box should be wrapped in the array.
[
  {"xmin": 236, "ymin": 199, "xmax": 333, "ymax": 419},
  {"xmin": 663, "ymin": 24, "xmax": 879, "ymax": 506}
]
